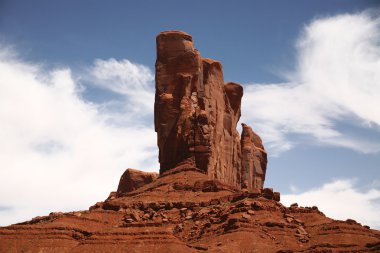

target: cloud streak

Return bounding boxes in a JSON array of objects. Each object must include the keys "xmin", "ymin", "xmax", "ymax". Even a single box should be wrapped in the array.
[
  {"xmin": 87, "ymin": 58, "xmax": 155, "ymax": 117},
  {"xmin": 242, "ymin": 11, "xmax": 380, "ymax": 155}
]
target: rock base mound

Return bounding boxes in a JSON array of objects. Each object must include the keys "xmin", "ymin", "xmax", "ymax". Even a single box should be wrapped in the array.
[{"xmin": 1, "ymin": 169, "xmax": 379, "ymax": 253}]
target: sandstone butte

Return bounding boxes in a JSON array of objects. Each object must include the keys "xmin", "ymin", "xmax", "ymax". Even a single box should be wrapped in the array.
[{"xmin": 0, "ymin": 31, "xmax": 379, "ymax": 253}]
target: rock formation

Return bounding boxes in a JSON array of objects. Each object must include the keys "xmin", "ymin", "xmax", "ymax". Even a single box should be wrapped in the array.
[
  {"xmin": 1, "ymin": 170, "xmax": 379, "ymax": 253},
  {"xmin": 155, "ymin": 31, "xmax": 263, "ymax": 190},
  {"xmin": 116, "ymin": 168, "xmax": 158, "ymax": 196},
  {"xmin": 1, "ymin": 31, "xmax": 379, "ymax": 253}
]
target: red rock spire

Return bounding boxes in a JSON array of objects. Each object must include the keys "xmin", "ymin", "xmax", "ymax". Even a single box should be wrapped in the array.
[{"xmin": 155, "ymin": 30, "xmax": 266, "ymax": 189}]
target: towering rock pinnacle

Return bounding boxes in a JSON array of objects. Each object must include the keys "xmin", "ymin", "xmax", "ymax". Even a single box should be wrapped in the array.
[
  {"xmin": 241, "ymin": 123, "xmax": 267, "ymax": 189},
  {"xmin": 155, "ymin": 30, "xmax": 266, "ymax": 189}
]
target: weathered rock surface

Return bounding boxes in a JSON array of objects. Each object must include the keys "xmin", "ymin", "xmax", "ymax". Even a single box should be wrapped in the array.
[
  {"xmin": 116, "ymin": 168, "xmax": 158, "ymax": 196},
  {"xmin": 155, "ymin": 31, "xmax": 261, "ymax": 189},
  {"xmin": 1, "ymin": 31, "xmax": 379, "ymax": 253}
]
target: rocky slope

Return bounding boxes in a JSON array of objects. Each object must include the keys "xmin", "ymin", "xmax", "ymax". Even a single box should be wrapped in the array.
[
  {"xmin": 1, "ymin": 168, "xmax": 379, "ymax": 252},
  {"xmin": 0, "ymin": 31, "xmax": 379, "ymax": 252}
]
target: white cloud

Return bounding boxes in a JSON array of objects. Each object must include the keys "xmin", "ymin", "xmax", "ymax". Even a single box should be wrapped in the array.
[
  {"xmin": 282, "ymin": 179, "xmax": 380, "ymax": 229},
  {"xmin": 242, "ymin": 11, "xmax": 380, "ymax": 155},
  {"xmin": 0, "ymin": 48, "xmax": 158, "ymax": 226},
  {"xmin": 86, "ymin": 58, "xmax": 155, "ymax": 118},
  {"xmin": 89, "ymin": 58, "xmax": 153, "ymax": 95}
]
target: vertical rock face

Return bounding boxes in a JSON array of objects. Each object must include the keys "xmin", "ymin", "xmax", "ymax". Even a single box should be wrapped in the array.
[
  {"xmin": 241, "ymin": 123, "xmax": 267, "ymax": 189},
  {"xmin": 155, "ymin": 30, "xmax": 265, "ymax": 189},
  {"xmin": 155, "ymin": 31, "xmax": 202, "ymax": 173}
]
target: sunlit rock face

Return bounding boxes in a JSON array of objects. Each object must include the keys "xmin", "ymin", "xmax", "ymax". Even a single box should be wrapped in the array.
[{"xmin": 154, "ymin": 30, "xmax": 266, "ymax": 189}]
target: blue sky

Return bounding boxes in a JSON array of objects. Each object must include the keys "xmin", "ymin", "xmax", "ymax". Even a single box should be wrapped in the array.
[{"xmin": 0, "ymin": 1, "xmax": 380, "ymax": 228}]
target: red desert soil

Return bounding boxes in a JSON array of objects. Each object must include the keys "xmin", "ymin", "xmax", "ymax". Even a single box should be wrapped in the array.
[{"xmin": 1, "ymin": 31, "xmax": 379, "ymax": 252}]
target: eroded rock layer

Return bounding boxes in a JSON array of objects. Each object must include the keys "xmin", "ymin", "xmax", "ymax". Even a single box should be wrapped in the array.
[{"xmin": 155, "ymin": 31, "xmax": 247, "ymax": 188}]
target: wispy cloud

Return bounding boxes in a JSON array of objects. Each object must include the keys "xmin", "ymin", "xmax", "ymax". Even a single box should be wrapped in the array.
[
  {"xmin": 242, "ymin": 11, "xmax": 380, "ymax": 155},
  {"xmin": 282, "ymin": 179, "xmax": 380, "ymax": 229},
  {"xmin": 86, "ymin": 58, "xmax": 154, "ymax": 116},
  {"xmin": 0, "ymin": 49, "xmax": 158, "ymax": 226}
]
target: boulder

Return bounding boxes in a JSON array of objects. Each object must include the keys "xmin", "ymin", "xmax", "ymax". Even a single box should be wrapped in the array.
[
  {"xmin": 273, "ymin": 192, "xmax": 281, "ymax": 202},
  {"xmin": 262, "ymin": 188, "xmax": 274, "ymax": 200},
  {"xmin": 116, "ymin": 168, "xmax": 158, "ymax": 195}
]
